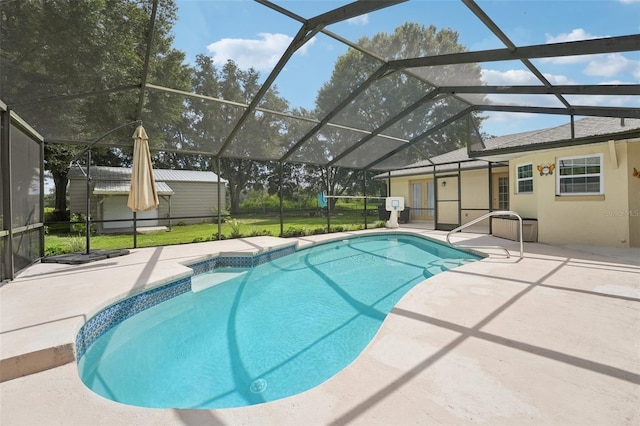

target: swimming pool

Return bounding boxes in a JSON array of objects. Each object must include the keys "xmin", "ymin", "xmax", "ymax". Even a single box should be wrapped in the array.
[{"xmin": 77, "ymin": 233, "xmax": 480, "ymax": 409}]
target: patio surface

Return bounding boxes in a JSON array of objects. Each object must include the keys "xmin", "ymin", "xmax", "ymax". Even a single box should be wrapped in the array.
[{"xmin": 1, "ymin": 227, "xmax": 639, "ymax": 425}]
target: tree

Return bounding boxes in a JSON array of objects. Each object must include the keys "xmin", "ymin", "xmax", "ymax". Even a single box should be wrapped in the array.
[
  {"xmin": 305, "ymin": 22, "xmax": 484, "ymax": 174},
  {"xmin": 0, "ymin": 0, "xmax": 191, "ymax": 213},
  {"xmin": 187, "ymin": 56, "xmax": 290, "ymax": 214}
]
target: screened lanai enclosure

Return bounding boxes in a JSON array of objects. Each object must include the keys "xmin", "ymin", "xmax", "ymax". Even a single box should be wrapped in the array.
[{"xmin": 1, "ymin": 0, "xmax": 639, "ymax": 280}]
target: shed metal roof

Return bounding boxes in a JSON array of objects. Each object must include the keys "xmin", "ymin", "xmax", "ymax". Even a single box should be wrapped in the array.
[
  {"xmin": 68, "ymin": 166, "xmax": 227, "ymax": 184},
  {"xmin": 93, "ymin": 180, "xmax": 174, "ymax": 196}
]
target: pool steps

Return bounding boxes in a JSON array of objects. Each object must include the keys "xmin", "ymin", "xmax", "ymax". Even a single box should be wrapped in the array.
[
  {"xmin": 0, "ymin": 242, "xmax": 299, "ymax": 382},
  {"xmin": 75, "ymin": 243, "xmax": 298, "ymax": 361},
  {"xmin": 191, "ymin": 271, "xmax": 247, "ymax": 293}
]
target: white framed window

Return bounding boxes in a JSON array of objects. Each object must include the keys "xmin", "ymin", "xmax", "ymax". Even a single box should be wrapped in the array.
[
  {"xmin": 556, "ymin": 154, "xmax": 603, "ymax": 195},
  {"xmin": 516, "ymin": 163, "xmax": 533, "ymax": 193}
]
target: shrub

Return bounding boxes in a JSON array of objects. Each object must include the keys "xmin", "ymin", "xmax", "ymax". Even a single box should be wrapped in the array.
[
  {"xmin": 67, "ymin": 235, "xmax": 86, "ymax": 253},
  {"xmin": 70, "ymin": 213, "xmax": 96, "ymax": 235},
  {"xmin": 281, "ymin": 227, "xmax": 308, "ymax": 238},
  {"xmin": 229, "ymin": 219, "xmax": 242, "ymax": 238},
  {"xmin": 248, "ymin": 227, "xmax": 272, "ymax": 237}
]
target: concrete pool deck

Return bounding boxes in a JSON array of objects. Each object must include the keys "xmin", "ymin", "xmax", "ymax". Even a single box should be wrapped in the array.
[{"xmin": 1, "ymin": 227, "xmax": 639, "ymax": 425}]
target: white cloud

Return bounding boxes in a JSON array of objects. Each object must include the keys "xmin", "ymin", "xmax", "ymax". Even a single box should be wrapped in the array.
[
  {"xmin": 618, "ymin": 0, "xmax": 640, "ymax": 3},
  {"xmin": 482, "ymin": 69, "xmax": 538, "ymax": 85},
  {"xmin": 542, "ymin": 28, "xmax": 606, "ymax": 64},
  {"xmin": 480, "ymin": 68, "xmax": 572, "ymax": 108},
  {"xmin": 584, "ymin": 53, "xmax": 640, "ymax": 78},
  {"xmin": 545, "ymin": 28, "xmax": 600, "ymax": 44},
  {"xmin": 347, "ymin": 14, "xmax": 368, "ymax": 25},
  {"xmin": 541, "ymin": 29, "xmax": 640, "ymax": 78},
  {"xmin": 481, "ymin": 69, "xmax": 574, "ymax": 85},
  {"xmin": 206, "ymin": 33, "xmax": 315, "ymax": 72}
]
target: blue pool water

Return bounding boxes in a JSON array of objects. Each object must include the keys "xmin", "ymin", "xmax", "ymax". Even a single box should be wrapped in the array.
[{"xmin": 78, "ymin": 234, "xmax": 479, "ymax": 409}]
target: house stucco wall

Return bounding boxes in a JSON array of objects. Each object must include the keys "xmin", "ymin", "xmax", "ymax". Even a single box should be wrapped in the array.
[
  {"xmin": 509, "ymin": 140, "xmax": 637, "ymax": 247},
  {"xmin": 460, "ymin": 169, "xmax": 491, "ymax": 224},
  {"xmin": 389, "ymin": 177, "xmax": 411, "ymax": 203},
  {"xmin": 388, "ymin": 166, "xmax": 506, "ymax": 227}
]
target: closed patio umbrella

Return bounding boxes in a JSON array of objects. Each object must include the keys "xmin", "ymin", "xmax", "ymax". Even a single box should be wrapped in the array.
[{"xmin": 127, "ymin": 125, "xmax": 159, "ymax": 212}]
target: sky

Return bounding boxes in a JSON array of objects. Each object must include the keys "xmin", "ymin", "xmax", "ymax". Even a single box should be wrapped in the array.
[{"xmin": 170, "ymin": 0, "xmax": 640, "ymax": 137}]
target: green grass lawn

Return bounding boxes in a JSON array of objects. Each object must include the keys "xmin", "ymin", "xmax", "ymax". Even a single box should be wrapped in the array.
[{"xmin": 45, "ymin": 212, "xmax": 385, "ymax": 256}]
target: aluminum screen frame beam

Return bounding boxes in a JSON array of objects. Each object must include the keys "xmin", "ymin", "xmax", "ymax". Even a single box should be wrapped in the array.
[
  {"xmin": 279, "ymin": 64, "xmax": 391, "ymax": 162},
  {"xmin": 476, "ymin": 105, "xmax": 640, "ymax": 119},
  {"xmin": 363, "ymin": 106, "xmax": 475, "ymax": 171},
  {"xmin": 462, "ymin": 0, "xmax": 572, "ymax": 109},
  {"xmin": 216, "ymin": 0, "xmax": 406, "ymax": 159},
  {"xmin": 327, "ymin": 89, "xmax": 441, "ymax": 167},
  {"xmin": 439, "ymin": 85, "xmax": 640, "ymax": 96},
  {"xmin": 387, "ymin": 34, "xmax": 640, "ymax": 69}
]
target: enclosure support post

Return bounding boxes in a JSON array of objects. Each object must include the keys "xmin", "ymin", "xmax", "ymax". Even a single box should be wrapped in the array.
[
  {"xmin": 363, "ymin": 170, "xmax": 368, "ymax": 229},
  {"xmin": 433, "ymin": 165, "xmax": 438, "ymax": 229},
  {"xmin": 487, "ymin": 161, "xmax": 493, "ymax": 234},
  {"xmin": 39, "ymin": 137, "xmax": 45, "ymax": 258},
  {"xmin": 85, "ymin": 149, "xmax": 92, "ymax": 254},
  {"xmin": 279, "ymin": 162, "xmax": 284, "ymax": 237},
  {"xmin": 326, "ymin": 167, "xmax": 331, "ymax": 232},
  {"xmin": 216, "ymin": 156, "xmax": 222, "ymax": 241},
  {"xmin": 457, "ymin": 162, "xmax": 462, "ymax": 227},
  {"xmin": 1, "ymin": 108, "xmax": 14, "ymax": 280},
  {"xmin": 387, "ymin": 171, "xmax": 391, "ymax": 196}
]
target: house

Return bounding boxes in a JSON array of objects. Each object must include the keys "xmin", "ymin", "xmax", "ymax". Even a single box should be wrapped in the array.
[
  {"xmin": 381, "ymin": 117, "xmax": 640, "ymax": 248},
  {"xmin": 68, "ymin": 166, "xmax": 227, "ymax": 232}
]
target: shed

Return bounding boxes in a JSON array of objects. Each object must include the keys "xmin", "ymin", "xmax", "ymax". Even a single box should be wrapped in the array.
[{"xmin": 68, "ymin": 166, "xmax": 227, "ymax": 232}]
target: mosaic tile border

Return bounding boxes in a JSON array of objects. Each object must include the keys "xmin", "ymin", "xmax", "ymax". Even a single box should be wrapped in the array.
[
  {"xmin": 75, "ymin": 277, "xmax": 191, "ymax": 361},
  {"xmin": 217, "ymin": 244, "xmax": 297, "ymax": 268},
  {"xmin": 186, "ymin": 244, "xmax": 297, "ymax": 271},
  {"xmin": 75, "ymin": 244, "xmax": 298, "ymax": 362}
]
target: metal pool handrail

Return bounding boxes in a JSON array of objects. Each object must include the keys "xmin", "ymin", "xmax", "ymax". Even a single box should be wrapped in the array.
[{"xmin": 446, "ymin": 210, "xmax": 524, "ymax": 259}]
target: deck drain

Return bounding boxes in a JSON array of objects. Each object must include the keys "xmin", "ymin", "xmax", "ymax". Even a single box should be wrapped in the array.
[{"xmin": 249, "ymin": 378, "xmax": 267, "ymax": 393}]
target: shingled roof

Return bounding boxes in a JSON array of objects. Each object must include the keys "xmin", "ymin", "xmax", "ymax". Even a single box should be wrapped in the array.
[{"xmin": 380, "ymin": 116, "xmax": 640, "ymax": 178}]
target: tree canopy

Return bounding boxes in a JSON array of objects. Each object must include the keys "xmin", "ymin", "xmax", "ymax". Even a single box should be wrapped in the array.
[
  {"xmin": 304, "ymin": 22, "xmax": 483, "ymax": 199},
  {"xmin": 1, "ymin": 1, "xmax": 483, "ymax": 216}
]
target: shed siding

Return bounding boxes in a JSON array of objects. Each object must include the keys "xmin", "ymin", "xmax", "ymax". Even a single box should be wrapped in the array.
[
  {"xmin": 158, "ymin": 181, "xmax": 225, "ymax": 225},
  {"xmin": 67, "ymin": 177, "xmax": 226, "ymax": 230}
]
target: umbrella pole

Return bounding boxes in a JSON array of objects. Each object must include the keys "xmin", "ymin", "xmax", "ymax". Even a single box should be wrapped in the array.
[{"xmin": 133, "ymin": 212, "xmax": 137, "ymax": 248}]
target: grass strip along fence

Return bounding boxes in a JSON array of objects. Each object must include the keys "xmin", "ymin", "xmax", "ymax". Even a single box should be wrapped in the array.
[{"xmin": 45, "ymin": 210, "xmax": 387, "ymax": 256}]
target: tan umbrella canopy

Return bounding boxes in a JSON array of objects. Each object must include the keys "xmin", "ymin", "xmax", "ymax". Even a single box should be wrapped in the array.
[{"xmin": 127, "ymin": 125, "xmax": 159, "ymax": 212}]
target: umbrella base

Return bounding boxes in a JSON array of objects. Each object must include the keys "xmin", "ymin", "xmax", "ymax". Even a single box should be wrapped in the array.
[{"xmin": 42, "ymin": 249, "xmax": 130, "ymax": 265}]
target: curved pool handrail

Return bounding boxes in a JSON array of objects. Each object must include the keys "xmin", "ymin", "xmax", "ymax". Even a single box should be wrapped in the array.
[{"xmin": 446, "ymin": 210, "xmax": 524, "ymax": 259}]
